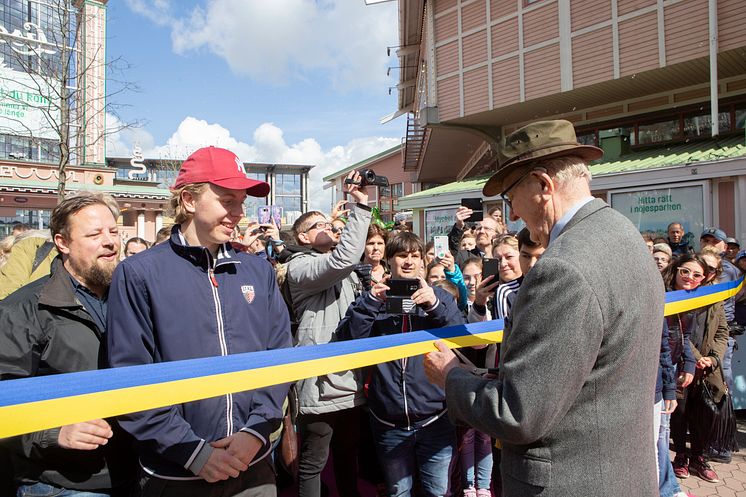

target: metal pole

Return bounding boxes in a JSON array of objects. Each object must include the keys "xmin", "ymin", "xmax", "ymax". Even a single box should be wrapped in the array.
[{"xmin": 709, "ymin": 0, "xmax": 719, "ymax": 137}]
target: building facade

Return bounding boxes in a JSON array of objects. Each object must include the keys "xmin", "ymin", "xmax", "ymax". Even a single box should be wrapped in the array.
[
  {"xmin": 324, "ymin": 145, "xmax": 421, "ymax": 223},
  {"xmin": 387, "ymin": 0, "xmax": 746, "ymax": 406},
  {"xmin": 0, "ymin": 0, "xmax": 145, "ymax": 238},
  {"xmin": 108, "ymin": 155, "xmax": 314, "ymax": 235},
  {"xmin": 389, "ymin": 0, "xmax": 746, "ymax": 244}
]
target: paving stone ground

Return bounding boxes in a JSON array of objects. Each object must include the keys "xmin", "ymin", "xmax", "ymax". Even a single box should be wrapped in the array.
[{"xmin": 675, "ymin": 415, "xmax": 746, "ymax": 497}]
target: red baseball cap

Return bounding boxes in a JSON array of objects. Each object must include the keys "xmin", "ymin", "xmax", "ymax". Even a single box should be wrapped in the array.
[{"xmin": 172, "ymin": 146, "xmax": 270, "ymax": 197}]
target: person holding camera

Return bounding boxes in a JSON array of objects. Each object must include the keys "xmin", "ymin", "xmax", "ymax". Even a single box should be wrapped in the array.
[
  {"xmin": 286, "ymin": 170, "xmax": 372, "ymax": 497},
  {"xmin": 449, "ymin": 206, "xmax": 500, "ymax": 268},
  {"xmin": 337, "ymin": 231, "xmax": 464, "ymax": 497}
]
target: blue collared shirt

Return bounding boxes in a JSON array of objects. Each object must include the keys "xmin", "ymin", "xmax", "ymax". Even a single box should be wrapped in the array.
[
  {"xmin": 69, "ymin": 275, "xmax": 108, "ymax": 332},
  {"xmin": 548, "ymin": 196, "xmax": 595, "ymax": 246}
]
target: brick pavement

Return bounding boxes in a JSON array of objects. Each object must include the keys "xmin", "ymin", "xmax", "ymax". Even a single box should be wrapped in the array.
[{"xmin": 675, "ymin": 416, "xmax": 746, "ymax": 497}]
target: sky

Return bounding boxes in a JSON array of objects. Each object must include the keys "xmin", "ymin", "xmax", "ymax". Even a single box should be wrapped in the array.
[{"xmin": 105, "ymin": 0, "xmax": 405, "ymax": 211}]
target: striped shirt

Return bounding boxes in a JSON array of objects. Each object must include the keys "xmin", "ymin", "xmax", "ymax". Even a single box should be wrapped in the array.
[{"xmin": 494, "ymin": 277, "xmax": 522, "ymax": 320}]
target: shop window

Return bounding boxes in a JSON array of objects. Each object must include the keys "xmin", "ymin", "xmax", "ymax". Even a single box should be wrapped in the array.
[
  {"xmin": 599, "ymin": 126, "xmax": 635, "ymax": 146},
  {"xmin": 683, "ymin": 112, "xmax": 731, "ymax": 138},
  {"xmin": 735, "ymin": 107, "xmax": 746, "ymax": 130},
  {"xmin": 576, "ymin": 132, "xmax": 596, "ymax": 146},
  {"xmin": 638, "ymin": 119, "xmax": 680, "ymax": 145}
]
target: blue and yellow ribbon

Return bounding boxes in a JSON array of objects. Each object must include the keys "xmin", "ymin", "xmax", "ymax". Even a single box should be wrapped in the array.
[{"xmin": 0, "ymin": 276, "xmax": 741, "ymax": 438}]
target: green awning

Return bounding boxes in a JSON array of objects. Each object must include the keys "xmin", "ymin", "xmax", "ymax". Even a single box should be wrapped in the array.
[{"xmin": 402, "ymin": 136, "xmax": 746, "ymax": 201}]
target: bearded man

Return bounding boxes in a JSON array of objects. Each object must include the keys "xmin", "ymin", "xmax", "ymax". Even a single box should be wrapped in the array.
[{"xmin": 0, "ymin": 191, "xmax": 137, "ymax": 497}]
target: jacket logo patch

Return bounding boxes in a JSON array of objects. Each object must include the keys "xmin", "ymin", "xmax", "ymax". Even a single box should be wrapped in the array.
[{"xmin": 241, "ymin": 285, "xmax": 255, "ymax": 304}]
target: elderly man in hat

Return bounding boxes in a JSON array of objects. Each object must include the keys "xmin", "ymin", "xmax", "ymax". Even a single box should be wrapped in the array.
[{"xmin": 424, "ymin": 120, "xmax": 665, "ymax": 497}]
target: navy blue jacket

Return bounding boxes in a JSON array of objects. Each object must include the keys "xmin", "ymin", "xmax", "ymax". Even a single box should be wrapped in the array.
[
  {"xmin": 107, "ymin": 228, "xmax": 292, "ymax": 480},
  {"xmin": 337, "ymin": 287, "xmax": 464, "ymax": 429},
  {"xmin": 657, "ymin": 322, "xmax": 676, "ymax": 403}
]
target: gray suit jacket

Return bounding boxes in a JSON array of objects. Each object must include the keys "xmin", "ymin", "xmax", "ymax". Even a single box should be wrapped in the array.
[{"xmin": 445, "ymin": 199, "xmax": 664, "ymax": 497}]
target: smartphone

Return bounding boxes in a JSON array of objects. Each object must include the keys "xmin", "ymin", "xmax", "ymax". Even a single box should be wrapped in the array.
[
  {"xmin": 482, "ymin": 258, "xmax": 499, "ymax": 281},
  {"xmin": 434, "ymin": 236, "xmax": 449, "ymax": 259},
  {"xmin": 270, "ymin": 205, "xmax": 283, "ymax": 227},
  {"xmin": 386, "ymin": 278, "xmax": 420, "ymax": 315},
  {"xmin": 461, "ymin": 197, "xmax": 483, "ymax": 222},
  {"xmin": 387, "ymin": 278, "xmax": 420, "ymax": 297},
  {"xmin": 257, "ymin": 206, "xmax": 271, "ymax": 224}
]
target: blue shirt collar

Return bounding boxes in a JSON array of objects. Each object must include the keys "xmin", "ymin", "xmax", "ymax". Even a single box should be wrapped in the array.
[{"xmin": 548, "ymin": 196, "xmax": 595, "ymax": 246}]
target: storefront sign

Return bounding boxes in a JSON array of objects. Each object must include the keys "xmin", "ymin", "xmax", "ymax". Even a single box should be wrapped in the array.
[
  {"xmin": 425, "ymin": 207, "xmax": 456, "ymax": 241},
  {"xmin": 610, "ymin": 184, "xmax": 705, "ymax": 245},
  {"xmin": 0, "ymin": 63, "xmax": 60, "ymax": 140}
]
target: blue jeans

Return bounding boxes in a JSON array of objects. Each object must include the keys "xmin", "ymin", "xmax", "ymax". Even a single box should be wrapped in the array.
[
  {"xmin": 723, "ymin": 336, "xmax": 735, "ymax": 392},
  {"xmin": 460, "ymin": 428, "xmax": 492, "ymax": 490},
  {"xmin": 657, "ymin": 412, "xmax": 682, "ymax": 497},
  {"xmin": 17, "ymin": 482, "xmax": 110, "ymax": 497},
  {"xmin": 371, "ymin": 414, "xmax": 456, "ymax": 497}
]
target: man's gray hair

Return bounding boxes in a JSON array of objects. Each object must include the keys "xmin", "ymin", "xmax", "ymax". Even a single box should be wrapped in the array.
[{"xmin": 535, "ymin": 155, "xmax": 592, "ymax": 186}]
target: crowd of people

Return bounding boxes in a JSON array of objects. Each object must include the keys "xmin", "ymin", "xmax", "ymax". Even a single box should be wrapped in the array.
[{"xmin": 0, "ymin": 121, "xmax": 743, "ymax": 497}]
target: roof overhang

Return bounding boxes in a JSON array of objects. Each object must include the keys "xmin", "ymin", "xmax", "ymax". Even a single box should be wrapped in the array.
[
  {"xmin": 380, "ymin": 0, "xmax": 424, "ymax": 124},
  {"xmin": 398, "ymin": 155, "xmax": 746, "ymax": 210}
]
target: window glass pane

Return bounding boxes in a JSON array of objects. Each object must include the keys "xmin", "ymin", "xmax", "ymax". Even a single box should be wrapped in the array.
[
  {"xmin": 276, "ymin": 196, "xmax": 301, "ymax": 213},
  {"xmin": 576, "ymin": 132, "xmax": 596, "ymax": 146},
  {"xmin": 734, "ymin": 107, "xmax": 745, "ymax": 130},
  {"xmin": 244, "ymin": 196, "xmax": 268, "ymax": 220},
  {"xmin": 599, "ymin": 126, "xmax": 635, "ymax": 146},
  {"xmin": 391, "ymin": 183, "xmax": 403, "ymax": 198},
  {"xmin": 683, "ymin": 112, "xmax": 731, "ymax": 138},
  {"xmin": 638, "ymin": 119, "xmax": 680, "ymax": 145}
]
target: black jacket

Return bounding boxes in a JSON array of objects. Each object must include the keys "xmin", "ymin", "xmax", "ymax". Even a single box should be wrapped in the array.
[
  {"xmin": 0, "ymin": 258, "xmax": 136, "ymax": 491},
  {"xmin": 337, "ymin": 286, "xmax": 464, "ymax": 429}
]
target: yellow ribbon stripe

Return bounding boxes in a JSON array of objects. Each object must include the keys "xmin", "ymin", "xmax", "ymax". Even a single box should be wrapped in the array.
[
  {"xmin": 0, "ymin": 330, "xmax": 502, "ymax": 438},
  {"xmin": 664, "ymin": 277, "xmax": 743, "ymax": 316},
  {"xmin": 0, "ymin": 275, "xmax": 742, "ymax": 439}
]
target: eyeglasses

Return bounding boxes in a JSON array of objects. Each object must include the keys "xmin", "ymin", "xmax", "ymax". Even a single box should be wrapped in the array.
[
  {"xmin": 677, "ymin": 267, "xmax": 705, "ymax": 281},
  {"xmin": 304, "ymin": 221, "xmax": 333, "ymax": 233},
  {"xmin": 498, "ymin": 167, "xmax": 544, "ymax": 210}
]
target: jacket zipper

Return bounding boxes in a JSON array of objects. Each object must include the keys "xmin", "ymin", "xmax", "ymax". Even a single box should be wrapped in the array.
[
  {"xmin": 401, "ymin": 315, "xmax": 411, "ymax": 430},
  {"xmin": 207, "ymin": 255, "xmax": 233, "ymax": 436}
]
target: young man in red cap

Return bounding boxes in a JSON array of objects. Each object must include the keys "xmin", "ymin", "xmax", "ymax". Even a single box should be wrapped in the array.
[{"xmin": 107, "ymin": 146, "xmax": 292, "ymax": 496}]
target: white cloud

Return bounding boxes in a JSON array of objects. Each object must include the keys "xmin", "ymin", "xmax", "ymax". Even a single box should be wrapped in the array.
[
  {"xmin": 125, "ymin": 0, "xmax": 398, "ymax": 89},
  {"xmin": 107, "ymin": 115, "xmax": 400, "ymax": 211}
]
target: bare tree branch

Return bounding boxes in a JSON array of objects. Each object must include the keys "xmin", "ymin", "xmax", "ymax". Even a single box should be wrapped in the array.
[{"xmin": 0, "ymin": 0, "xmax": 139, "ymax": 199}]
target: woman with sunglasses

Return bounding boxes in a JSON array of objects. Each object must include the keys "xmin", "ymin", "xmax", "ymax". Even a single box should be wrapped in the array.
[{"xmin": 664, "ymin": 254, "xmax": 729, "ymax": 483}]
